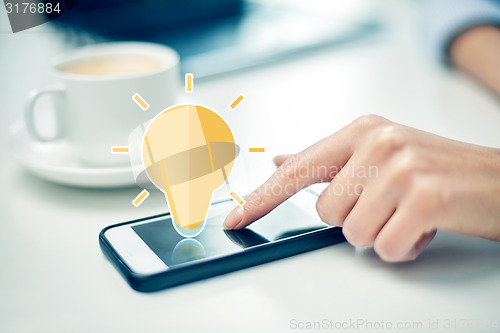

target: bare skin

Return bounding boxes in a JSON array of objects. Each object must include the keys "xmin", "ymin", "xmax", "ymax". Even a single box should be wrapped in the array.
[
  {"xmin": 224, "ymin": 26, "xmax": 500, "ymax": 262},
  {"xmin": 224, "ymin": 115, "xmax": 500, "ymax": 262}
]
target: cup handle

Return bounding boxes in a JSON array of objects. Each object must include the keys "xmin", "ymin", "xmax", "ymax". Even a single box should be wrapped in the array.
[{"xmin": 24, "ymin": 84, "xmax": 65, "ymax": 142}]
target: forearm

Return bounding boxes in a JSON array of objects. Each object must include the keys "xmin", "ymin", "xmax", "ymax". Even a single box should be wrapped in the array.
[{"xmin": 450, "ymin": 25, "xmax": 500, "ymax": 96}]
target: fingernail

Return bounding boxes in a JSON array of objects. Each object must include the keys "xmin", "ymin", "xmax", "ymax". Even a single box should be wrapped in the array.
[{"xmin": 223, "ymin": 206, "xmax": 243, "ymax": 230}]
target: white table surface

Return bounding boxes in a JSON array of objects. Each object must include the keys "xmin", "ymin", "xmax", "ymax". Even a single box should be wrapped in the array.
[{"xmin": 1, "ymin": 1, "xmax": 500, "ymax": 332}]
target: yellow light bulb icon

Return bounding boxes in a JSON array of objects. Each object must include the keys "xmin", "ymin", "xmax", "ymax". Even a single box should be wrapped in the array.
[{"xmin": 141, "ymin": 104, "xmax": 236, "ymax": 237}]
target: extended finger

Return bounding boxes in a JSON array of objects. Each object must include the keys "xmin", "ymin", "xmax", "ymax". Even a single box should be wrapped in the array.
[
  {"xmin": 224, "ymin": 115, "xmax": 388, "ymax": 230},
  {"xmin": 224, "ymin": 127, "xmax": 355, "ymax": 229}
]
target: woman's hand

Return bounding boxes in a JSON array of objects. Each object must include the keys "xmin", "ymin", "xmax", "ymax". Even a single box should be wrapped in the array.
[{"xmin": 224, "ymin": 115, "xmax": 500, "ymax": 262}]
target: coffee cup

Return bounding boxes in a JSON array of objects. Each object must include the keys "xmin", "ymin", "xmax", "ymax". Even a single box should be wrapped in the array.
[{"xmin": 24, "ymin": 42, "xmax": 180, "ymax": 167}]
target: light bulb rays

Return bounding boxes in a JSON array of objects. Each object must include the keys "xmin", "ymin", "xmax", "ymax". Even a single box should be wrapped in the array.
[
  {"xmin": 141, "ymin": 104, "xmax": 236, "ymax": 235},
  {"xmin": 132, "ymin": 189, "xmax": 150, "ymax": 207},
  {"xmin": 230, "ymin": 192, "xmax": 245, "ymax": 206},
  {"xmin": 111, "ymin": 146, "xmax": 130, "ymax": 154},
  {"xmin": 113, "ymin": 74, "xmax": 257, "ymax": 236},
  {"xmin": 230, "ymin": 94, "xmax": 244, "ymax": 109},
  {"xmin": 132, "ymin": 93, "xmax": 149, "ymax": 110},
  {"xmin": 185, "ymin": 73, "xmax": 193, "ymax": 93}
]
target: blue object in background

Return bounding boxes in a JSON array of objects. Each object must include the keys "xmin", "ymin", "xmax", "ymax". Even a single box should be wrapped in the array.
[
  {"xmin": 51, "ymin": 0, "xmax": 383, "ymax": 78},
  {"xmin": 421, "ymin": 0, "xmax": 500, "ymax": 64}
]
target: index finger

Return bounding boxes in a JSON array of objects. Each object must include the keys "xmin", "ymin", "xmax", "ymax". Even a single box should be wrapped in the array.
[{"xmin": 223, "ymin": 122, "xmax": 360, "ymax": 230}]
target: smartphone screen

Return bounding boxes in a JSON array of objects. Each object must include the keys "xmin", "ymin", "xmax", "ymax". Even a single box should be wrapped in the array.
[{"xmin": 104, "ymin": 190, "xmax": 333, "ymax": 275}]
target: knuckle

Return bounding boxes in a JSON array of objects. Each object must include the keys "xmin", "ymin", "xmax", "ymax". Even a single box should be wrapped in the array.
[
  {"xmin": 409, "ymin": 177, "xmax": 443, "ymax": 217},
  {"xmin": 351, "ymin": 114, "xmax": 387, "ymax": 130},
  {"xmin": 412, "ymin": 178, "xmax": 434, "ymax": 198},
  {"xmin": 374, "ymin": 238, "xmax": 401, "ymax": 262},
  {"xmin": 343, "ymin": 220, "xmax": 373, "ymax": 247},
  {"xmin": 243, "ymin": 190, "xmax": 265, "ymax": 213},
  {"xmin": 370, "ymin": 125, "xmax": 407, "ymax": 155},
  {"xmin": 277, "ymin": 154, "xmax": 304, "ymax": 182},
  {"xmin": 388, "ymin": 149, "xmax": 420, "ymax": 185},
  {"xmin": 315, "ymin": 195, "xmax": 340, "ymax": 226}
]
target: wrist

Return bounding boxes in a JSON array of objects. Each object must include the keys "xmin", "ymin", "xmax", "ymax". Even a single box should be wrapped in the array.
[{"xmin": 450, "ymin": 25, "xmax": 500, "ymax": 95}]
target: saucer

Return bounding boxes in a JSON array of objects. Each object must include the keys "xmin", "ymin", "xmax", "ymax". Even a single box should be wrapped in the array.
[{"xmin": 9, "ymin": 120, "xmax": 136, "ymax": 188}]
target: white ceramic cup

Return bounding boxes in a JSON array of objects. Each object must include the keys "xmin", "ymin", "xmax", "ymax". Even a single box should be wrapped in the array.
[{"xmin": 25, "ymin": 42, "xmax": 180, "ymax": 167}]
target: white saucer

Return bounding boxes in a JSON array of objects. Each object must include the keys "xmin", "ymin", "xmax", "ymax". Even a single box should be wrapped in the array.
[{"xmin": 9, "ymin": 121, "xmax": 136, "ymax": 188}]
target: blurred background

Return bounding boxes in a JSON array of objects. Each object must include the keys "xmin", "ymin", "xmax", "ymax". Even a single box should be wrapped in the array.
[
  {"xmin": 3, "ymin": 0, "xmax": 500, "ymax": 189},
  {"xmin": 5, "ymin": 0, "xmax": 383, "ymax": 77},
  {"xmin": 1, "ymin": 0, "xmax": 391, "ymax": 192},
  {"xmin": 2, "ymin": 1, "xmax": 500, "ymax": 332}
]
